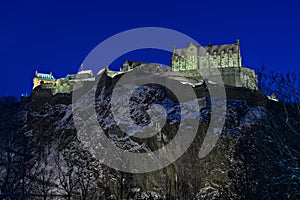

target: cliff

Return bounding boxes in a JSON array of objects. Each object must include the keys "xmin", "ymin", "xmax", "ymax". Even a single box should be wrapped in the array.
[{"xmin": 0, "ymin": 72, "xmax": 299, "ymax": 199}]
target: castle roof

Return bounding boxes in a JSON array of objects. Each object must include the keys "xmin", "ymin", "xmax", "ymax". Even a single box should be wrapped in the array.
[
  {"xmin": 78, "ymin": 70, "xmax": 93, "ymax": 76},
  {"xmin": 65, "ymin": 73, "xmax": 93, "ymax": 81},
  {"xmin": 35, "ymin": 72, "xmax": 55, "ymax": 81},
  {"xmin": 174, "ymin": 42, "xmax": 239, "ymax": 56},
  {"xmin": 124, "ymin": 60, "xmax": 152, "ymax": 66},
  {"xmin": 204, "ymin": 43, "xmax": 239, "ymax": 54}
]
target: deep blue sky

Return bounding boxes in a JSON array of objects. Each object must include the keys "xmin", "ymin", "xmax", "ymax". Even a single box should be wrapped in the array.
[{"xmin": 1, "ymin": 0, "xmax": 300, "ymax": 96}]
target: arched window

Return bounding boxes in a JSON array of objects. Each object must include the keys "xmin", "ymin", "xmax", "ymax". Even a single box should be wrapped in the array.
[{"xmin": 190, "ymin": 55, "xmax": 195, "ymax": 62}]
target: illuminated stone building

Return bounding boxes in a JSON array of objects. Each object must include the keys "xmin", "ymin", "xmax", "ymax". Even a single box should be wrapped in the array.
[
  {"xmin": 107, "ymin": 40, "xmax": 257, "ymax": 90},
  {"xmin": 33, "ymin": 40, "xmax": 258, "ymax": 94}
]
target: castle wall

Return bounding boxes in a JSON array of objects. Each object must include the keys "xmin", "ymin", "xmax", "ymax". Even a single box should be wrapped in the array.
[
  {"xmin": 172, "ymin": 50, "xmax": 241, "ymax": 70},
  {"xmin": 201, "ymin": 67, "xmax": 257, "ymax": 90},
  {"xmin": 33, "ymin": 77, "xmax": 55, "ymax": 89},
  {"xmin": 172, "ymin": 42, "xmax": 242, "ymax": 71},
  {"xmin": 117, "ymin": 57, "xmax": 257, "ymax": 90},
  {"xmin": 198, "ymin": 52, "xmax": 240, "ymax": 69},
  {"xmin": 164, "ymin": 67, "xmax": 257, "ymax": 90}
]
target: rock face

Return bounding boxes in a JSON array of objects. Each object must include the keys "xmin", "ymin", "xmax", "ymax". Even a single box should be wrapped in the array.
[{"xmin": 1, "ymin": 72, "xmax": 300, "ymax": 199}]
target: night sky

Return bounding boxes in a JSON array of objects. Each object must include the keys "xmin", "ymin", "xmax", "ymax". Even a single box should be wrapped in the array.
[{"xmin": 1, "ymin": 0, "xmax": 300, "ymax": 96}]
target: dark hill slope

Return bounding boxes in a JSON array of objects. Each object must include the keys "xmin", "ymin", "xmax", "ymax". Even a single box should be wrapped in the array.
[{"xmin": 1, "ymin": 73, "xmax": 300, "ymax": 199}]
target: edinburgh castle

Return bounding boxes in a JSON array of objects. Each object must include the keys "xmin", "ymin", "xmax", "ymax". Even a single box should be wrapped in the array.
[{"xmin": 33, "ymin": 40, "xmax": 258, "ymax": 94}]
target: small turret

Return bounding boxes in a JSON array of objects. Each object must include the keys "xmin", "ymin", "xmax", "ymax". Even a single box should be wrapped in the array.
[
  {"xmin": 236, "ymin": 38, "xmax": 240, "ymax": 46},
  {"xmin": 80, "ymin": 64, "xmax": 84, "ymax": 71},
  {"xmin": 237, "ymin": 38, "xmax": 241, "ymax": 67}
]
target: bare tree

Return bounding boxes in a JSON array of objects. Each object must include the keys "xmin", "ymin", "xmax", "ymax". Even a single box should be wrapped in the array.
[{"xmin": 55, "ymin": 151, "xmax": 79, "ymax": 200}]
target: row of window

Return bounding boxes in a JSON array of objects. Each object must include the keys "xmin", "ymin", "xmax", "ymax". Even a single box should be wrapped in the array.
[
  {"xmin": 173, "ymin": 60, "xmax": 239, "ymax": 70},
  {"xmin": 173, "ymin": 54, "xmax": 238, "ymax": 63}
]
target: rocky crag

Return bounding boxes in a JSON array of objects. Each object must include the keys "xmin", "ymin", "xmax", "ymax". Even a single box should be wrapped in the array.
[{"xmin": 0, "ymin": 72, "xmax": 300, "ymax": 199}]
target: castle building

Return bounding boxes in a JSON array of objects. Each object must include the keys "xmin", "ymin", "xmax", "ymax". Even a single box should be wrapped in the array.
[
  {"xmin": 33, "ymin": 69, "xmax": 95, "ymax": 94},
  {"xmin": 65, "ymin": 70, "xmax": 94, "ymax": 81},
  {"xmin": 171, "ymin": 40, "xmax": 242, "ymax": 70},
  {"xmin": 170, "ymin": 40, "xmax": 257, "ymax": 90},
  {"xmin": 105, "ymin": 40, "xmax": 257, "ymax": 90},
  {"xmin": 33, "ymin": 40, "xmax": 258, "ymax": 94},
  {"xmin": 33, "ymin": 71, "xmax": 56, "ymax": 89}
]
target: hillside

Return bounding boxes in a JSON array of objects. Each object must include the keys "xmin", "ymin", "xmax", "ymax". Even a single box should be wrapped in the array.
[{"xmin": 0, "ymin": 72, "xmax": 300, "ymax": 199}]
